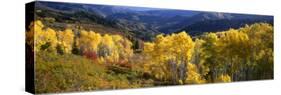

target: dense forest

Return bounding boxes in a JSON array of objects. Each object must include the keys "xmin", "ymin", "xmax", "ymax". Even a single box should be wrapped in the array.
[{"xmin": 26, "ymin": 20, "xmax": 273, "ymax": 93}]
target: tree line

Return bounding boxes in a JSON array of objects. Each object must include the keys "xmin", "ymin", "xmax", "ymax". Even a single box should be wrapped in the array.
[
  {"xmin": 142, "ymin": 23, "xmax": 273, "ymax": 85},
  {"xmin": 26, "ymin": 20, "xmax": 273, "ymax": 86}
]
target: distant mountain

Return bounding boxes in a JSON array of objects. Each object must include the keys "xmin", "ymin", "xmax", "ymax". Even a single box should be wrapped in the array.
[
  {"xmin": 36, "ymin": 1, "xmax": 165, "ymax": 40},
  {"xmin": 143, "ymin": 9, "xmax": 198, "ymax": 18},
  {"xmin": 180, "ymin": 17, "xmax": 273, "ymax": 36},
  {"xmin": 105, "ymin": 9, "xmax": 199, "ymax": 39},
  {"xmin": 34, "ymin": 1, "xmax": 273, "ymax": 41},
  {"xmin": 36, "ymin": 1, "xmax": 160, "ymax": 17},
  {"xmin": 178, "ymin": 13, "xmax": 273, "ymax": 35}
]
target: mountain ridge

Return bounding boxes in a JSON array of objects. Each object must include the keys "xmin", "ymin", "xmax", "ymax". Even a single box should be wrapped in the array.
[{"xmin": 35, "ymin": 1, "xmax": 273, "ymax": 41}]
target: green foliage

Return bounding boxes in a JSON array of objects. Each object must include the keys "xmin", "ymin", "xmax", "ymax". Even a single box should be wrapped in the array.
[{"xmin": 35, "ymin": 52, "xmax": 144, "ymax": 93}]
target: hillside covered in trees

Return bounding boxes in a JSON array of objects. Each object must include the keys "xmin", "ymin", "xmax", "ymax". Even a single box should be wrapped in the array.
[
  {"xmin": 26, "ymin": 1, "xmax": 273, "ymax": 94},
  {"xmin": 26, "ymin": 20, "xmax": 273, "ymax": 93}
]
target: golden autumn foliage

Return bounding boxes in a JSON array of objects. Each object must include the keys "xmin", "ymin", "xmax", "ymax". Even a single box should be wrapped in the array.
[
  {"xmin": 26, "ymin": 20, "xmax": 273, "ymax": 93},
  {"xmin": 185, "ymin": 63, "xmax": 206, "ymax": 84},
  {"xmin": 76, "ymin": 30, "xmax": 102, "ymax": 53},
  {"xmin": 26, "ymin": 20, "xmax": 133, "ymax": 63},
  {"xmin": 199, "ymin": 23, "xmax": 273, "ymax": 82},
  {"xmin": 75, "ymin": 30, "xmax": 133, "ymax": 63},
  {"xmin": 142, "ymin": 23, "xmax": 273, "ymax": 84},
  {"xmin": 215, "ymin": 74, "xmax": 231, "ymax": 83},
  {"xmin": 26, "ymin": 20, "xmax": 58, "ymax": 52},
  {"xmin": 57, "ymin": 28, "xmax": 75, "ymax": 54},
  {"xmin": 143, "ymin": 32, "xmax": 203, "ymax": 84}
]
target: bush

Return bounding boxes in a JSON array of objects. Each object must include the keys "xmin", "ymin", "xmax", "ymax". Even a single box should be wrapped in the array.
[{"xmin": 35, "ymin": 52, "xmax": 144, "ymax": 93}]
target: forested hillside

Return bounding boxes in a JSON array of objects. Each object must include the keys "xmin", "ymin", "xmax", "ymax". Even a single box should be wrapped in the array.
[
  {"xmin": 35, "ymin": 1, "xmax": 273, "ymax": 41},
  {"xmin": 26, "ymin": 1, "xmax": 274, "ymax": 94},
  {"xmin": 26, "ymin": 20, "xmax": 273, "ymax": 93}
]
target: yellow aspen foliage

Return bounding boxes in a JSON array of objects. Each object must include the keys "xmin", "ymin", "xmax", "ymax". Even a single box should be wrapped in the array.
[
  {"xmin": 27, "ymin": 20, "xmax": 58, "ymax": 52},
  {"xmin": 98, "ymin": 34, "xmax": 114, "ymax": 61},
  {"xmin": 219, "ymin": 29, "xmax": 250, "ymax": 54},
  {"xmin": 122, "ymin": 39, "xmax": 133, "ymax": 57},
  {"xmin": 185, "ymin": 63, "xmax": 206, "ymax": 84},
  {"xmin": 76, "ymin": 30, "xmax": 102, "ymax": 52},
  {"xmin": 39, "ymin": 28, "xmax": 58, "ymax": 52},
  {"xmin": 110, "ymin": 35, "xmax": 122, "ymax": 62},
  {"xmin": 111, "ymin": 35, "xmax": 133, "ymax": 61},
  {"xmin": 151, "ymin": 32, "xmax": 194, "ymax": 63},
  {"xmin": 191, "ymin": 39, "xmax": 209, "ymax": 76},
  {"xmin": 99, "ymin": 34, "xmax": 133, "ymax": 63},
  {"xmin": 241, "ymin": 23, "xmax": 273, "ymax": 79},
  {"xmin": 33, "ymin": 20, "xmax": 44, "ymax": 33},
  {"xmin": 57, "ymin": 28, "xmax": 75, "ymax": 54},
  {"xmin": 143, "ymin": 31, "xmax": 199, "ymax": 84},
  {"xmin": 28, "ymin": 19, "xmax": 273, "ymax": 89},
  {"xmin": 171, "ymin": 32, "xmax": 194, "ymax": 61},
  {"xmin": 143, "ymin": 42, "xmax": 155, "ymax": 55},
  {"xmin": 215, "ymin": 74, "xmax": 231, "ymax": 83},
  {"xmin": 101, "ymin": 34, "xmax": 114, "ymax": 49},
  {"xmin": 75, "ymin": 30, "xmax": 133, "ymax": 63},
  {"xmin": 26, "ymin": 20, "xmax": 44, "ymax": 51}
]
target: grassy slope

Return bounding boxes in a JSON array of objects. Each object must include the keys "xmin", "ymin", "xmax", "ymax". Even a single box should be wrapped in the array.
[{"xmin": 35, "ymin": 52, "xmax": 151, "ymax": 93}]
